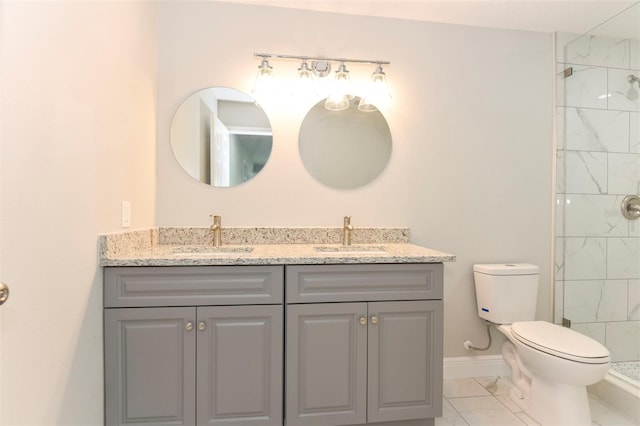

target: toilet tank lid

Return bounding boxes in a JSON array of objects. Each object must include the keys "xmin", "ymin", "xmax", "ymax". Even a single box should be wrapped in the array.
[{"xmin": 473, "ymin": 263, "xmax": 539, "ymax": 275}]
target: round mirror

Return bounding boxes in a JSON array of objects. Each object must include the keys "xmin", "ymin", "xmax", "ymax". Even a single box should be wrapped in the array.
[
  {"xmin": 299, "ymin": 97, "xmax": 392, "ymax": 189},
  {"xmin": 170, "ymin": 87, "xmax": 273, "ymax": 187}
]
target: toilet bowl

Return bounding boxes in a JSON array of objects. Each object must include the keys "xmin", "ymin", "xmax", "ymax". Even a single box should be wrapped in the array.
[
  {"xmin": 473, "ymin": 264, "xmax": 611, "ymax": 426},
  {"xmin": 496, "ymin": 322, "xmax": 610, "ymax": 425}
]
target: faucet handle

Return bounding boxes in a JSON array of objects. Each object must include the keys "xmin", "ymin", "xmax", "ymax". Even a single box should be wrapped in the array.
[
  {"xmin": 342, "ymin": 215, "xmax": 354, "ymax": 246},
  {"xmin": 210, "ymin": 214, "xmax": 222, "ymax": 247}
]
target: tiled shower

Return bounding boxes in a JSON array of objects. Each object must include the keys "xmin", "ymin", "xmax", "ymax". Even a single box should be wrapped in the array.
[{"xmin": 555, "ymin": 3, "xmax": 640, "ymax": 384}]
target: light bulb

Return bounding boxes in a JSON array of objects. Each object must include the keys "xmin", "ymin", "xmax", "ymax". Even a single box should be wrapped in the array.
[
  {"xmin": 358, "ymin": 64, "xmax": 391, "ymax": 112},
  {"xmin": 293, "ymin": 60, "xmax": 318, "ymax": 99},
  {"xmin": 252, "ymin": 57, "xmax": 274, "ymax": 103},
  {"xmin": 325, "ymin": 62, "xmax": 353, "ymax": 111},
  {"xmin": 324, "ymin": 93, "xmax": 350, "ymax": 111}
]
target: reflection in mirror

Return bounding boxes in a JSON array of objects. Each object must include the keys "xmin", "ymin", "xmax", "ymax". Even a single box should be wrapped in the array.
[
  {"xmin": 170, "ymin": 87, "xmax": 272, "ymax": 187},
  {"xmin": 299, "ymin": 97, "xmax": 392, "ymax": 189}
]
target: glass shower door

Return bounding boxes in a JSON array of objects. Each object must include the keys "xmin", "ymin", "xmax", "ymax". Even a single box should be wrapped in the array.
[{"xmin": 556, "ymin": 2, "xmax": 640, "ymax": 386}]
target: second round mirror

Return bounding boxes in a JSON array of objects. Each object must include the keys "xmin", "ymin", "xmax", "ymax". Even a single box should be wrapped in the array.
[{"xmin": 299, "ymin": 98, "xmax": 392, "ymax": 189}]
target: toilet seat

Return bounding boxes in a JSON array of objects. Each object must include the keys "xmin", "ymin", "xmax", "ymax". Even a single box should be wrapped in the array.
[{"xmin": 511, "ymin": 321, "xmax": 610, "ymax": 364}]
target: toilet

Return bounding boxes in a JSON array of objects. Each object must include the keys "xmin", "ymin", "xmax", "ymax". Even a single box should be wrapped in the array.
[{"xmin": 473, "ymin": 263, "xmax": 611, "ymax": 426}]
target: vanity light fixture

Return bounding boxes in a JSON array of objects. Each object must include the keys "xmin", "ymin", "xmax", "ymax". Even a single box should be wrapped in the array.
[
  {"xmin": 251, "ymin": 56, "xmax": 275, "ymax": 103},
  {"xmin": 325, "ymin": 62, "xmax": 354, "ymax": 111},
  {"xmin": 311, "ymin": 60, "xmax": 331, "ymax": 77},
  {"xmin": 358, "ymin": 64, "xmax": 392, "ymax": 112},
  {"xmin": 253, "ymin": 53, "xmax": 390, "ymax": 111},
  {"xmin": 297, "ymin": 59, "xmax": 313, "ymax": 82},
  {"xmin": 293, "ymin": 59, "xmax": 317, "ymax": 99}
]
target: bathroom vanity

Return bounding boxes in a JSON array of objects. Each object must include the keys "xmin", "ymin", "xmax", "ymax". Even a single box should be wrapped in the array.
[
  {"xmin": 100, "ymin": 228, "xmax": 455, "ymax": 426},
  {"xmin": 285, "ymin": 263, "xmax": 443, "ymax": 426}
]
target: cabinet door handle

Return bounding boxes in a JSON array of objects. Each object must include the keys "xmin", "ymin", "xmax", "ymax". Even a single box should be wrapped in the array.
[
  {"xmin": 198, "ymin": 321, "xmax": 206, "ymax": 331},
  {"xmin": 370, "ymin": 315, "xmax": 378, "ymax": 325},
  {"xmin": 185, "ymin": 321, "xmax": 194, "ymax": 331},
  {"xmin": 359, "ymin": 316, "xmax": 367, "ymax": 326}
]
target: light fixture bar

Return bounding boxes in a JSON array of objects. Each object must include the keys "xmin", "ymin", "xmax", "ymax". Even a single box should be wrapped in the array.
[{"xmin": 254, "ymin": 53, "xmax": 390, "ymax": 66}]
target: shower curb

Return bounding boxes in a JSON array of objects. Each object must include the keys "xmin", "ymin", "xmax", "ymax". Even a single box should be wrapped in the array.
[{"xmin": 588, "ymin": 371, "xmax": 640, "ymax": 423}]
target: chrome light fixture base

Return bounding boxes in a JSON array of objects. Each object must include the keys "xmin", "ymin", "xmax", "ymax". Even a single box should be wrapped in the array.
[{"xmin": 311, "ymin": 60, "xmax": 331, "ymax": 77}]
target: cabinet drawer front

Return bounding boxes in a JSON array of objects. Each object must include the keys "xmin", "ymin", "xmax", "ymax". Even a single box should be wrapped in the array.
[
  {"xmin": 286, "ymin": 264, "xmax": 442, "ymax": 303},
  {"xmin": 104, "ymin": 266, "xmax": 283, "ymax": 307}
]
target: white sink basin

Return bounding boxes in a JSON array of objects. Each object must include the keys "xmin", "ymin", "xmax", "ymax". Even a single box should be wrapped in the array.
[
  {"xmin": 171, "ymin": 246, "xmax": 254, "ymax": 257},
  {"xmin": 314, "ymin": 245, "xmax": 386, "ymax": 255}
]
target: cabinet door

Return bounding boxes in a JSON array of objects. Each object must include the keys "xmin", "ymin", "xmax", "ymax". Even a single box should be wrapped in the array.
[
  {"xmin": 286, "ymin": 303, "xmax": 368, "ymax": 426},
  {"xmin": 104, "ymin": 307, "xmax": 196, "ymax": 426},
  {"xmin": 197, "ymin": 305, "xmax": 283, "ymax": 425},
  {"xmin": 367, "ymin": 300, "xmax": 443, "ymax": 423}
]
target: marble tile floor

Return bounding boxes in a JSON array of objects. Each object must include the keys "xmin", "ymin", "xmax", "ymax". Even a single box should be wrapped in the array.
[{"xmin": 438, "ymin": 377, "xmax": 639, "ymax": 426}]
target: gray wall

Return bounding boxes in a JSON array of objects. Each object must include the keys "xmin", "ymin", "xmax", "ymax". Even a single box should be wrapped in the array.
[{"xmin": 156, "ymin": 2, "xmax": 553, "ymax": 357}]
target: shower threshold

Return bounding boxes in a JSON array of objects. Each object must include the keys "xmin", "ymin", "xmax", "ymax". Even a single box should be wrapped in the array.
[
  {"xmin": 589, "ymin": 363, "xmax": 640, "ymax": 423},
  {"xmin": 611, "ymin": 361, "xmax": 640, "ymax": 385}
]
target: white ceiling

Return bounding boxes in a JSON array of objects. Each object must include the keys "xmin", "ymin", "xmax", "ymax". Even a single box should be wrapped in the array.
[{"xmin": 218, "ymin": 0, "xmax": 638, "ymax": 36}]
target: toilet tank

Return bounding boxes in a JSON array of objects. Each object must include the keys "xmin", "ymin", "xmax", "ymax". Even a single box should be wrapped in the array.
[{"xmin": 473, "ymin": 263, "xmax": 540, "ymax": 324}]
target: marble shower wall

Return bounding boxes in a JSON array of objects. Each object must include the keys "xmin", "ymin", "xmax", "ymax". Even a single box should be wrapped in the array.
[{"xmin": 556, "ymin": 32, "xmax": 640, "ymax": 362}]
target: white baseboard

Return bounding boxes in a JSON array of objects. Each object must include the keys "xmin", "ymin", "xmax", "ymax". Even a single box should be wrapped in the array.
[{"xmin": 443, "ymin": 355, "xmax": 510, "ymax": 379}]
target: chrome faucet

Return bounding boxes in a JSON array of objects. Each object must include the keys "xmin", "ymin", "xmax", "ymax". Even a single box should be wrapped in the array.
[
  {"xmin": 210, "ymin": 214, "xmax": 222, "ymax": 247},
  {"xmin": 342, "ymin": 216, "xmax": 354, "ymax": 246}
]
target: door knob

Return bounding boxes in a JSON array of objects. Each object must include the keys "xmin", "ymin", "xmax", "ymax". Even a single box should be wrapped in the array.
[
  {"xmin": 359, "ymin": 316, "xmax": 367, "ymax": 326},
  {"xmin": 0, "ymin": 283, "xmax": 9, "ymax": 306},
  {"xmin": 370, "ymin": 315, "xmax": 378, "ymax": 325}
]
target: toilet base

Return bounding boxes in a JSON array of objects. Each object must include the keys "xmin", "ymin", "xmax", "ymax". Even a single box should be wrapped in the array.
[
  {"xmin": 497, "ymin": 328, "xmax": 596, "ymax": 426},
  {"xmin": 513, "ymin": 372, "xmax": 592, "ymax": 426}
]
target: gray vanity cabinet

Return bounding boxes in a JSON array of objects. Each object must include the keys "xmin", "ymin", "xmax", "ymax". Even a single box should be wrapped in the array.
[
  {"xmin": 367, "ymin": 300, "xmax": 443, "ymax": 423},
  {"xmin": 196, "ymin": 305, "xmax": 283, "ymax": 425},
  {"xmin": 285, "ymin": 264, "xmax": 444, "ymax": 426},
  {"xmin": 104, "ymin": 306, "xmax": 197, "ymax": 426},
  {"xmin": 286, "ymin": 302, "xmax": 368, "ymax": 426},
  {"xmin": 104, "ymin": 266, "xmax": 284, "ymax": 426}
]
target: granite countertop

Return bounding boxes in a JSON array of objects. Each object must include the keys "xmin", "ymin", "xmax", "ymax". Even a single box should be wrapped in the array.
[
  {"xmin": 101, "ymin": 242, "xmax": 456, "ymax": 267},
  {"xmin": 99, "ymin": 227, "xmax": 456, "ymax": 267}
]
